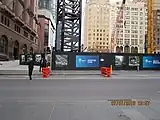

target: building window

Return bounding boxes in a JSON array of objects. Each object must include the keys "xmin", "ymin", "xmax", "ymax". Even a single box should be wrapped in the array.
[
  {"xmin": 30, "ymin": 35, "xmax": 34, "ymax": 41},
  {"xmin": 4, "ymin": 18, "xmax": 7, "ymax": 25},
  {"xmin": 15, "ymin": 24, "xmax": 21, "ymax": 33},
  {"xmin": 0, "ymin": 36, "xmax": 8, "ymax": 54},
  {"xmin": 7, "ymin": 19, "xmax": 10, "ymax": 27},
  {"xmin": 12, "ymin": 1, "xmax": 15, "ymax": 11},
  {"xmin": 24, "ymin": 31, "xmax": 28, "ymax": 38},
  {"xmin": 139, "ymin": 39, "xmax": 143, "ymax": 44},
  {"xmin": 1, "ymin": 15, "xmax": 4, "ymax": 23}
]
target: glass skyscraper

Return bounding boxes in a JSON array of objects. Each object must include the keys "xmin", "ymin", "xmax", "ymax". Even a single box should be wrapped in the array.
[{"xmin": 38, "ymin": 0, "xmax": 57, "ymax": 21}]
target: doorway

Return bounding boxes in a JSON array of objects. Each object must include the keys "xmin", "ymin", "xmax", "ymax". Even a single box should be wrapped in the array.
[
  {"xmin": 13, "ymin": 47, "xmax": 18, "ymax": 60},
  {"xmin": 13, "ymin": 41, "xmax": 19, "ymax": 60}
]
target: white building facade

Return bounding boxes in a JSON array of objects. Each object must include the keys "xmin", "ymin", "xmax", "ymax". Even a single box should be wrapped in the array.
[
  {"xmin": 110, "ymin": 1, "xmax": 146, "ymax": 53},
  {"xmin": 84, "ymin": 0, "xmax": 111, "ymax": 52}
]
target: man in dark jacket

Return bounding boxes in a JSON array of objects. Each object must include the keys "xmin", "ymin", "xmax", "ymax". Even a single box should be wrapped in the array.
[{"xmin": 28, "ymin": 55, "xmax": 34, "ymax": 80}]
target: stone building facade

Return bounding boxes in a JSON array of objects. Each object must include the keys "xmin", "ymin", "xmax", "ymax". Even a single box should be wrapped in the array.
[{"xmin": 0, "ymin": 0, "xmax": 38, "ymax": 60}]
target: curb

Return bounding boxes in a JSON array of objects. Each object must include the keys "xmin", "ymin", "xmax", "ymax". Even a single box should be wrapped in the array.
[{"xmin": 0, "ymin": 76, "xmax": 160, "ymax": 80}]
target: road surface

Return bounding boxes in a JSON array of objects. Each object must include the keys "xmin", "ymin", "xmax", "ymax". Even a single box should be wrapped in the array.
[{"xmin": 0, "ymin": 76, "xmax": 160, "ymax": 120}]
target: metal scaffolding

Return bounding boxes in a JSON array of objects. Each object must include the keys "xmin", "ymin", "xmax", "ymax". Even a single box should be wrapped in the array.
[{"xmin": 56, "ymin": 0, "xmax": 82, "ymax": 52}]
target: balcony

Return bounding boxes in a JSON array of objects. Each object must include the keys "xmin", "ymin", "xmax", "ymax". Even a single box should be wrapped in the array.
[
  {"xmin": 0, "ymin": 2, "xmax": 15, "ymax": 18},
  {"xmin": 22, "ymin": 23, "xmax": 31, "ymax": 32},
  {"xmin": 13, "ymin": 16, "xmax": 24, "ymax": 26}
]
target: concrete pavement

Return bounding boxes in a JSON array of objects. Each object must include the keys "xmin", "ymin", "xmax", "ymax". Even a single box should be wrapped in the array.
[
  {"xmin": 0, "ymin": 76, "xmax": 160, "ymax": 120},
  {"xmin": 1, "ymin": 60, "xmax": 160, "ymax": 119}
]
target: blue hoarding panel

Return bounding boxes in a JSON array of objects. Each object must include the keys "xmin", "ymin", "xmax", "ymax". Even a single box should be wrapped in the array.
[
  {"xmin": 143, "ymin": 56, "xmax": 160, "ymax": 68},
  {"xmin": 76, "ymin": 55, "xmax": 99, "ymax": 68}
]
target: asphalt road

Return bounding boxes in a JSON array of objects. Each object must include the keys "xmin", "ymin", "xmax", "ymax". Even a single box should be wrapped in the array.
[{"xmin": 0, "ymin": 77, "xmax": 160, "ymax": 120}]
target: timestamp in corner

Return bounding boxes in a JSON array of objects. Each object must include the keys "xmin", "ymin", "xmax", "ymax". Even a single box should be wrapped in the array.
[{"xmin": 108, "ymin": 99, "xmax": 151, "ymax": 106}]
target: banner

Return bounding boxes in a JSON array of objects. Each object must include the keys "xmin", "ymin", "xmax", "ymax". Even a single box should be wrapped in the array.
[
  {"xmin": 55, "ymin": 55, "xmax": 68, "ymax": 67},
  {"xmin": 34, "ymin": 54, "xmax": 41, "ymax": 65},
  {"xmin": 143, "ymin": 56, "xmax": 160, "ymax": 68},
  {"xmin": 115, "ymin": 55, "xmax": 124, "ymax": 67},
  {"xmin": 129, "ymin": 56, "xmax": 140, "ymax": 66},
  {"xmin": 76, "ymin": 55, "xmax": 99, "ymax": 68}
]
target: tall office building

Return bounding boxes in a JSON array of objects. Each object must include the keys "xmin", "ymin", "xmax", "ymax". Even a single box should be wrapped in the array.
[
  {"xmin": 152, "ymin": 0, "xmax": 160, "ymax": 53},
  {"xmin": 133, "ymin": 0, "xmax": 160, "ymax": 53},
  {"xmin": 110, "ymin": 1, "xmax": 146, "ymax": 53},
  {"xmin": 84, "ymin": 0, "xmax": 110, "ymax": 52},
  {"xmin": 37, "ymin": 0, "xmax": 56, "ymax": 53},
  {"xmin": 0, "ymin": 0, "xmax": 39, "ymax": 60}
]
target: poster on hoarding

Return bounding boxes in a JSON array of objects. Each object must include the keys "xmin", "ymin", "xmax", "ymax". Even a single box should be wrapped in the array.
[
  {"xmin": 143, "ymin": 56, "xmax": 160, "ymax": 68},
  {"xmin": 35, "ymin": 54, "xmax": 41, "ymax": 65},
  {"xmin": 115, "ymin": 55, "xmax": 124, "ymax": 67},
  {"xmin": 76, "ymin": 55, "xmax": 99, "ymax": 68},
  {"xmin": 26, "ymin": 54, "xmax": 33, "ymax": 63},
  {"xmin": 20, "ymin": 55, "xmax": 26, "ymax": 64},
  {"xmin": 129, "ymin": 56, "xmax": 140, "ymax": 66},
  {"xmin": 55, "ymin": 55, "xmax": 68, "ymax": 67},
  {"xmin": 46, "ymin": 54, "xmax": 51, "ymax": 67}
]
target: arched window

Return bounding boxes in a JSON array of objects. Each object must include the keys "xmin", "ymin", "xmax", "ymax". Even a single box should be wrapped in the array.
[
  {"xmin": 120, "ymin": 46, "xmax": 123, "ymax": 53},
  {"xmin": 124, "ymin": 45, "xmax": 130, "ymax": 53},
  {"xmin": 131, "ymin": 47, "xmax": 134, "ymax": 53},
  {"xmin": 116, "ymin": 46, "xmax": 120, "ymax": 53},
  {"xmin": 134, "ymin": 47, "xmax": 138, "ymax": 53},
  {"xmin": 0, "ymin": 35, "xmax": 8, "ymax": 54},
  {"xmin": 30, "ymin": 47, "xmax": 33, "ymax": 53},
  {"xmin": 22, "ymin": 44, "xmax": 27, "ymax": 54}
]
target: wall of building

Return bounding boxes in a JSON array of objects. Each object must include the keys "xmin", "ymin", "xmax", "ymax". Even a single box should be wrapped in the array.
[
  {"xmin": 48, "ymin": 20, "xmax": 55, "ymax": 48},
  {"xmin": 110, "ymin": 2, "xmax": 146, "ymax": 53},
  {"xmin": 37, "ymin": 17, "xmax": 45, "ymax": 53},
  {"xmin": 37, "ymin": 15, "xmax": 55, "ymax": 53},
  {"xmin": 0, "ymin": 0, "xmax": 38, "ymax": 60},
  {"xmin": 38, "ymin": 0, "xmax": 57, "ymax": 52},
  {"xmin": 84, "ymin": 0, "xmax": 110, "ymax": 52}
]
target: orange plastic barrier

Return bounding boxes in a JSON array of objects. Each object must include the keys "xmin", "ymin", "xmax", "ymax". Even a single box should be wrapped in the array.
[
  {"xmin": 42, "ymin": 67, "xmax": 50, "ymax": 78},
  {"xmin": 100, "ymin": 67, "xmax": 111, "ymax": 77}
]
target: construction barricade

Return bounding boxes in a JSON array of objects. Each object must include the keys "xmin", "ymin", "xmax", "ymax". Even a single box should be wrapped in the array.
[
  {"xmin": 100, "ymin": 67, "xmax": 111, "ymax": 77},
  {"xmin": 42, "ymin": 67, "xmax": 50, "ymax": 78}
]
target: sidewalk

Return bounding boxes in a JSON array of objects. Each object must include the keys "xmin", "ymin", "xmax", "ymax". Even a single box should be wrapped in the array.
[
  {"xmin": 0, "ymin": 73, "xmax": 160, "ymax": 80},
  {"xmin": 0, "ymin": 69, "xmax": 160, "ymax": 76},
  {"xmin": 1, "ymin": 60, "xmax": 160, "ymax": 77}
]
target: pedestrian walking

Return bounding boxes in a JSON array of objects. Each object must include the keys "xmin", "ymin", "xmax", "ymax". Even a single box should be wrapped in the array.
[{"xmin": 28, "ymin": 54, "xmax": 34, "ymax": 80}]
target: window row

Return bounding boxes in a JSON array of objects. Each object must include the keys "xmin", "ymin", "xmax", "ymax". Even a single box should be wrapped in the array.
[
  {"xmin": 88, "ymin": 29, "xmax": 106, "ymax": 32},
  {"xmin": 88, "ymin": 46, "xmax": 108, "ymax": 49},
  {"xmin": 0, "ymin": 15, "xmax": 35, "ymax": 42},
  {"xmin": 88, "ymin": 33, "xmax": 108, "ymax": 36},
  {"xmin": 1, "ymin": 15, "xmax": 10, "ymax": 27},
  {"xmin": 88, "ymin": 37, "xmax": 109, "ymax": 41}
]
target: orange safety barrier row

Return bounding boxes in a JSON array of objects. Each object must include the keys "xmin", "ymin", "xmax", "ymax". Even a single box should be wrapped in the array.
[
  {"xmin": 42, "ymin": 67, "xmax": 50, "ymax": 78},
  {"xmin": 100, "ymin": 67, "xmax": 111, "ymax": 77}
]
